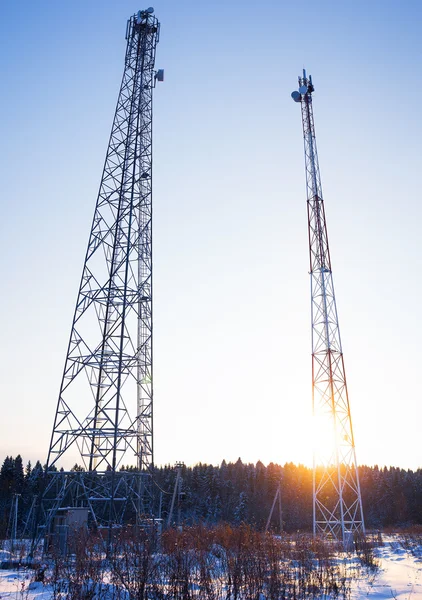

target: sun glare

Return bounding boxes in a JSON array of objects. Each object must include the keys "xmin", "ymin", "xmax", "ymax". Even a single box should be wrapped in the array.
[{"xmin": 306, "ymin": 412, "xmax": 337, "ymax": 466}]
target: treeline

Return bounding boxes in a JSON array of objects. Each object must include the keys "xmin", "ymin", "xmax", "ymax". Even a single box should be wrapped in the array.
[
  {"xmin": 1, "ymin": 455, "xmax": 422, "ymax": 536},
  {"xmin": 154, "ymin": 460, "xmax": 422, "ymax": 530}
]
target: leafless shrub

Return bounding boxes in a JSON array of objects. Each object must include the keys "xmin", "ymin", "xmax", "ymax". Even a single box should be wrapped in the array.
[
  {"xmin": 47, "ymin": 529, "xmax": 109, "ymax": 600},
  {"xmin": 354, "ymin": 535, "xmax": 381, "ymax": 571},
  {"xmin": 43, "ymin": 523, "xmax": 378, "ymax": 599},
  {"xmin": 109, "ymin": 526, "xmax": 165, "ymax": 600},
  {"xmin": 398, "ymin": 531, "xmax": 422, "ymax": 558}
]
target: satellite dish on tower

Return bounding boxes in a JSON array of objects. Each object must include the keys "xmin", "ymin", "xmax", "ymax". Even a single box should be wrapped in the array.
[
  {"xmin": 291, "ymin": 91, "xmax": 301, "ymax": 102},
  {"xmin": 299, "ymin": 85, "xmax": 308, "ymax": 95},
  {"xmin": 146, "ymin": 7, "xmax": 154, "ymax": 13}
]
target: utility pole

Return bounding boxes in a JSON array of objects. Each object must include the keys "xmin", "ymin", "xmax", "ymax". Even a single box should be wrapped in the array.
[
  {"xmin": 7, "ymin": 494, "xmax": 20, "ymax": 555},
  {"xmin": 265, "ymin": 482, "xmax": 283, "ymax": 534},
  {"xmin": 291, "ymin": 71, "xmax": 365, "ymax": 547},
  {"xmin": 167, "ymin": 462, "xmax": 184, "ymax": 528}
]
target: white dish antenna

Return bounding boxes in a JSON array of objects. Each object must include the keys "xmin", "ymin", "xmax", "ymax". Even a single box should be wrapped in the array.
[
  {"xmin": 299, "ymin": 85, "xmax": 308, "ymax": 95},
  {"xmin": 291, "ymin": 91, "xmax": 301, "ymax": 103},
  {"xmin": 146, "ymin": 7, "xmax": 154, "ymax": 13}
]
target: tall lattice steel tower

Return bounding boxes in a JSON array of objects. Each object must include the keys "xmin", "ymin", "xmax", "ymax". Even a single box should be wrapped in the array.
[
  {"xmin": 37, "ymin": 9, "xmax": 163, "ymax": 539},
  {"xmin": 291, "ymin": 71, "xmax": 365, "ymax": 546}
]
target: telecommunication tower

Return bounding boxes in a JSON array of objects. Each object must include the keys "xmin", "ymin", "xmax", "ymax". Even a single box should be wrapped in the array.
[
  {"xmin": 291, "ymin": 71, "xmax": 365, "ymax": 545},
  {"xmin": 36, "ymin": 8, "xmax": 163, "ymax": 541}
]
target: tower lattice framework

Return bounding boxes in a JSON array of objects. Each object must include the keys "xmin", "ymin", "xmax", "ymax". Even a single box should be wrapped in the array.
[
  {"xmin": 292, "ymin": 71, "xmax": 365, "ymax": 545},
  {"xmin": 38, "ymin": 9, "xmax": 161, "ymax": 537}
]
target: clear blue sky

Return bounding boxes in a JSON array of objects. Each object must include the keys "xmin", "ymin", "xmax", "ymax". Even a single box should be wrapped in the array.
[{"xmin": 0, "ymin": 0, "xmax": 421, "ymax": 470}]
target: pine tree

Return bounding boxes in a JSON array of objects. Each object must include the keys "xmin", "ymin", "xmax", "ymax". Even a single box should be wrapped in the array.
[
  {"xmin": 234, "ymin": 491, "xmax": 248, "ymax": 524},
  {"xmin": 13, "ymin": 454, "xmax": 25, "ymax": 494}
]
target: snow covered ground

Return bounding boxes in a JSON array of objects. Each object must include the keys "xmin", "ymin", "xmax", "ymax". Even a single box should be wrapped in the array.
[
  {"xmin": 352, "ymin": 539, "xmax": 422, "ymax": 599},
  {"xmin": 1, "ymin": 536, "xmax": 422, "ymax": 599},
  {"xmin": 0, "ymin": 571, "xmax": 51, "ymax": 599}
]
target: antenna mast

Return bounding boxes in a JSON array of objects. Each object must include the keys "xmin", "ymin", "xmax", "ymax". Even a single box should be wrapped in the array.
[
  {"xmin": 292, "ymin": 71, "xmax": 365, "ymax": 546},
  {"xmin": 35, "ymin": 8, "xmax": 163, "ymax": 544}
]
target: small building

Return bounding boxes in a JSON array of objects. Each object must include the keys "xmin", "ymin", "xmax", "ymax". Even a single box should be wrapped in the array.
[{"xmin": 47, "ymin": 507, "xmax": 89, "ymax": 555}]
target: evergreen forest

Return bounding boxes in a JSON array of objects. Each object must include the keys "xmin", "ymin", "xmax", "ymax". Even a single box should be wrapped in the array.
[{"xmin": 1, "ymin": 455, "xmax": 421, "ymax": 537}]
